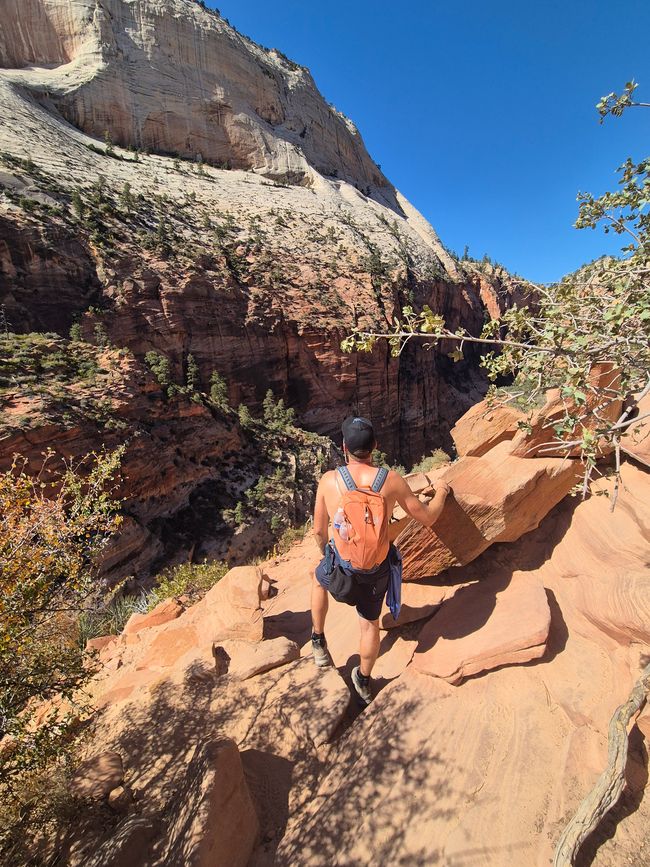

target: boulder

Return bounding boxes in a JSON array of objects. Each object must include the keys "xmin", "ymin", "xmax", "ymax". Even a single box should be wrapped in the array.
[
  {"xmin": 510, "ymin": 362, "xmax": 623, "ymax": 459},
  {"xmin": 161, "ymin": 739, "xmax": 259, "ymax": 867},
  {"xmin": 412, "ymin": 573, "xmax": 550, "ymax": 684},
  {"xmin": 243, "ymin": 659, "xmax": 350, "ymax": 749},
  {"xmin": 123, "ymin": 598, "xmax": 184, "ymax": 635},
  {"xmin": 451, "ymin": 399, "xmax": 525, "ymax": 457},
  {"xmin": 70, "ymin": 751, "xmax": 124, "ymax": 800},
  {"xmin": 395, "ymin": 440, "xmax": 580, "ymax": 580},
  {"xmin": 189, "ymin": 565, "xmax": 264, "ymax": 644},
  {"xmin": 107, "ymin": 785, "xmax": 132, "ymax": 812},
  {"xmin": 212, "ymin": 637, "xmax": 300, "ymax": 680}
]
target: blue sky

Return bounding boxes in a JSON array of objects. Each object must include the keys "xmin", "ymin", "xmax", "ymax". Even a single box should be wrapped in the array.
[{"xmin": 208, "ymin": 0, "xmax": 650, "ymax": 283}]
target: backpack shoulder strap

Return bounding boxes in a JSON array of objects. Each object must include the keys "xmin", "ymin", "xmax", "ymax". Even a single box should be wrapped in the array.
[
  {"xmin": 371, "ymin": 467, "xmax": 389, "ymax": 493},
  {"xmin": 337, "ymin": 466, "xmax": 357, "ymax": 491}
]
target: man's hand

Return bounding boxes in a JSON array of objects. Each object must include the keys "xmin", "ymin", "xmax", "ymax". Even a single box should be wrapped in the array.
[{"xmin": 423, "ymin": 479, "xmax": 451, "ymax": 527}]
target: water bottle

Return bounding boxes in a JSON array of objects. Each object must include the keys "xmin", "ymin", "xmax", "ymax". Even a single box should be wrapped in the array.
[{"xmin": 333, "ymin": 507, "xmax": 349, "ymax": 541}]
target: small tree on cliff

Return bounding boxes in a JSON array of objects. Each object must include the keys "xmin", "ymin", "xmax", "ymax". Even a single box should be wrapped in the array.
[
  {"xmin": 342, "ymin": 82, "xmax": 650, "ymax": 500},
  {"xmin": 209, "ymin": 370, "xmax": 230, "ymax": 410},
  {"xmin": 185, "ymin": 353, "xmax": 200, "ymax": 393},
  {"xmin": 262, "ymin": 389, "xmax": 296, "ymax": 432},
  {"xmin": 0, "ymin": 447, "xmax": 123, "ymax": 797}
]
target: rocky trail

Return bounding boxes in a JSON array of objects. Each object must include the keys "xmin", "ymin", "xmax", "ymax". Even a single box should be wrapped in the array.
[{"xmin": 62, "ymin": 406, "xmax": 650, "ymax": 867}]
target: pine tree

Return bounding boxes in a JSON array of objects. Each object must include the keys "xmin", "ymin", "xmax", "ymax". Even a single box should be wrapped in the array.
[
  {"xmin": 186, "ymin": 353, "xmax": 200, "ymax": 393},
  {"xmin": 209, "ymin": 370, "xmax": 229, "ymax": 409},
  {"xmin": 237, "ymin": 404, "xmax": 253, "ymax": 428}
]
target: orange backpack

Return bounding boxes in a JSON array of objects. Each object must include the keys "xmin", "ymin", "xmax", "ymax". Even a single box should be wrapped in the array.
[{"xmin": 333, "ymin": 466, "xmax": 390, "ymax": 571}]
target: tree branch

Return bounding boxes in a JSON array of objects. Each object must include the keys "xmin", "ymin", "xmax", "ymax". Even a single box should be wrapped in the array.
[{"xmin": 553, "ymin": 662, "xmax": 650, "ymax": 866}]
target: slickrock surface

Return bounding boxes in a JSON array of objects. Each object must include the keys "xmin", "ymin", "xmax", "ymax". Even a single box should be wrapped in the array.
[
  {"xmin": 395, "ymin": 439, "xmax": 581, "ymax": 580},
  {"xmin": 274, "ymin": 462, "xmax": 650, "ymax": 867},
  {"xmin": 53, "ymin": 454, "xmax": 649, "ymax": 866},
  {"xmin": 412, "ymin": 571, "xmax": 551, "ymax": 683}
]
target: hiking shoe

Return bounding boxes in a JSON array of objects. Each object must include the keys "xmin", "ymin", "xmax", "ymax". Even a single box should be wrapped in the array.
[
  {"xmin": 311, "ymin": 636, "xmax": 332, "ymax": 668},
  {"xmin": 351, "ymin": 665, "xmax": 373, "ymax": 706}
]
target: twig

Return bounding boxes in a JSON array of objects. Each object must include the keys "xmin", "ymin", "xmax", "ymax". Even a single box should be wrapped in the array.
[{"xmin": 610, "ymin": 436, "xmax": 621, "ymax": 512}]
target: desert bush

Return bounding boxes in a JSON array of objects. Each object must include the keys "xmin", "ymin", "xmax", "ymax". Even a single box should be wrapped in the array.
[
  {"xmin": 0, "ymin": 447, "xmax": 123, "ymax": 793},
  {"xmin": 410, "ymin": 449, "xmax": 451, "ymax": 474},
  {"xmin": 146, "ymin": 560, "xmax": 228, "ymax": 609}
]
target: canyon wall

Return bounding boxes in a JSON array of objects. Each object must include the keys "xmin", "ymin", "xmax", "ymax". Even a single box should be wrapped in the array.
[{"xmin": 0, "ymin": 0, "xmax": 532, "ymax": 576}]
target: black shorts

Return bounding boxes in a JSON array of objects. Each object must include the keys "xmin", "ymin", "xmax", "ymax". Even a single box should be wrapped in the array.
[{"xmin": 315, "ymin": 547, "xmax": 389, "ymax": 621}]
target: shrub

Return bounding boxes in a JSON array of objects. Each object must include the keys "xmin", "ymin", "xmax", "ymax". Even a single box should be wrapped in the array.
[
  {"xmin": 0, "ymin": 447, "xmax": 124, "ymax": 794},
  {"xmin": 119, "ymin": 181, "xmax": 134, "ymax": 212},
  {"xmin": 146, "ymin": 560, "xmax": 228, "ymax": 609},
  {"xmin": 410, "ymin": 449, "xmax": 450, "ymax": 474}
]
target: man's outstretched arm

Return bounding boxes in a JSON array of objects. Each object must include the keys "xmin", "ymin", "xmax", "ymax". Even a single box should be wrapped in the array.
[{"xmin": 395, "ymin": 476, "xmax": 450, "ymax": 527}]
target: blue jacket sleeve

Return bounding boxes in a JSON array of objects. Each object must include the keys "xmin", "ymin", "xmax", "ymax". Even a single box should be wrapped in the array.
[{"xmin": 386, "ymin": 545, "xmax": 402, "ymax": 621}]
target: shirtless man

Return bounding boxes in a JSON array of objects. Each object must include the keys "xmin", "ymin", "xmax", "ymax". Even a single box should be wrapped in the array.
[{"xmin": 311, "ymin": 415, "xmax": 450, "ymax": 705}]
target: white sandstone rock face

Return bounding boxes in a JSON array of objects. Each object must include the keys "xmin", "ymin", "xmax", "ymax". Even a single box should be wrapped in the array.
[{"xmin": 0, "ymin": 0, "xmax": 389, "ymax": 194}]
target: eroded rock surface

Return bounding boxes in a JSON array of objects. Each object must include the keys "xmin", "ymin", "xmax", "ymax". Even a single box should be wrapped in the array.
[
  {"xmin": 412, "ymin": 571, "xmax": 551, "ymax": 683},
  {"xmin": 450, "ymin": 397, "xmax": 525, "ymax": 457},
  {"xmin": 395, "ymin": 440, "xmax": 581, "ymax": 580},
  {"xmin": 55, "ymin": 455, "xmax": 650, "ymax": 867}
]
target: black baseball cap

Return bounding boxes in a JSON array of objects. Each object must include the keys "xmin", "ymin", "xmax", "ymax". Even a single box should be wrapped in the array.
[{"xmin": 341, "ymin": 416, "xmax": 376, "ymax": 455}]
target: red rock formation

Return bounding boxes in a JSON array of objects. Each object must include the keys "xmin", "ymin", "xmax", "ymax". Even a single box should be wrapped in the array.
[
  {"xmin": 395, "ymin": 440, "xmax": 581, "ymax": 580},
  {"xmin": 450, "ymin": 397, "xmax": 525, "ymax": 456},
  {"xmin": 0, "ymin": 0, "xmax": 530, "ymax": 576},
  {"xmin": 412, "ymin": 572, "xmax": 550, "ymax": 683}
]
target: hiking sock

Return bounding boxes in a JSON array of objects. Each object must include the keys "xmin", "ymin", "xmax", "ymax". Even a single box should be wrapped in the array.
[
  {"xmin": 357, "ymin": 669, "xmax": 370, "ymax": 685},
  {"xmin": 311, "ymin": 631, "xmax": 325, "ymax": 644}
]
